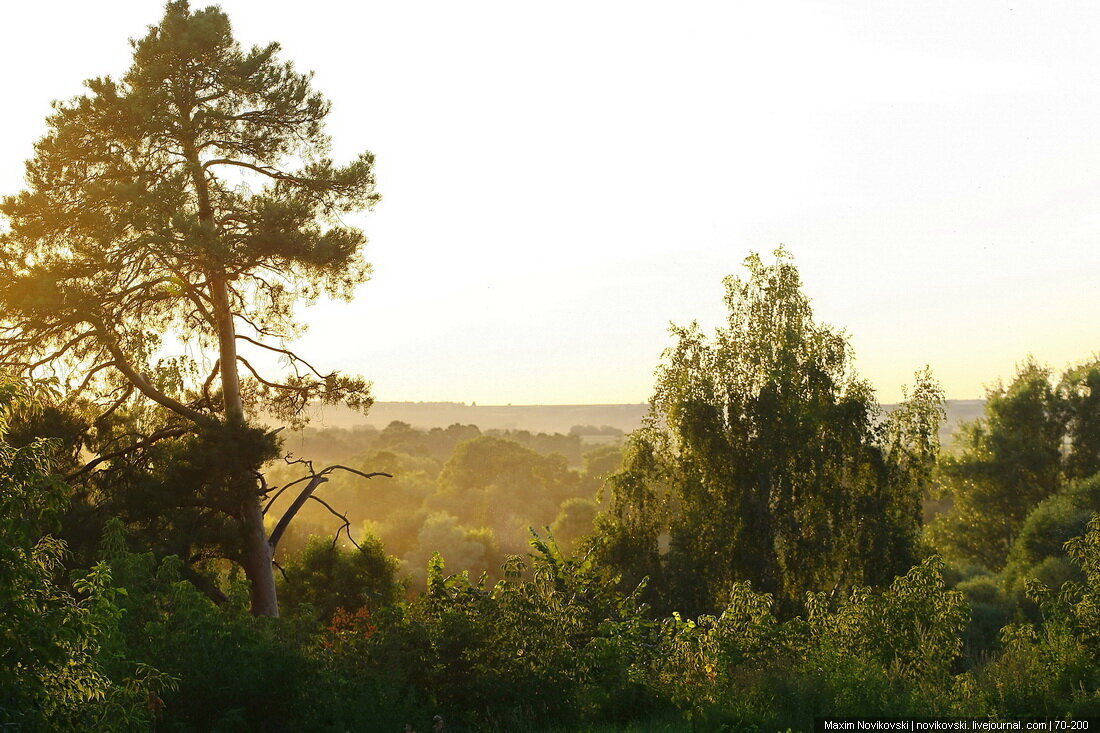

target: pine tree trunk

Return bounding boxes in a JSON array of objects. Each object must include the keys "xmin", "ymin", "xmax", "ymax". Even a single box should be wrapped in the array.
[
  {"xmin": 210, "ymin": 276, "xmax": 280, "ymax": 617},
  {"xmin": 188, "ymin": 130, "xmax": 280, "ymax": 617},
  {"xmin": 241, "ymin": 499, "xmax": 279, "ymax": 617}
]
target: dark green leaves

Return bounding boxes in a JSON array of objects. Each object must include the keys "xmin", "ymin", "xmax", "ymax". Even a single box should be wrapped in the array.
[{"xmin": 597, "ymin": 250, "xmax": 944, "ymax": 615}]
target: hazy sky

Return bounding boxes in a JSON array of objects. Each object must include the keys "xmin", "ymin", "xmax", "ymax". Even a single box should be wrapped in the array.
[{"xmin": 4, "ymin": 1, "xmax": 1099, "ymax": 404}]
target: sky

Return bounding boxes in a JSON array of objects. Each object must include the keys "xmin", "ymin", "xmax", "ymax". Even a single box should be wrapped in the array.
[{"xmin": 3, "ymin": 1, "xmax": 1099, "ymax": 405}]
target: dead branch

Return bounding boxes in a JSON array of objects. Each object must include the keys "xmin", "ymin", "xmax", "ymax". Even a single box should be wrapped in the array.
[
  {"xmin": 261, "ymin": 474, "xmax": 313, "ymax": 514},
  {"xmin": 266, "ymin": 463, "xmax": 391, "ymax": 551},
  {"xmin": 308, "ymin": 494, "xmax": 361, "ymax": 551},
  {"xmin": 267, "ymin": 473, "xmax": 328, "ymax": 551}
]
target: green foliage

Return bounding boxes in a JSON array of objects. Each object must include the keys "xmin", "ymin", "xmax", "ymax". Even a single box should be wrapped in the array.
[
  {"xmin": 0, "ymin": 384, "xmax": 171, "ymax": 730},
  {"xmin": 1059, "ymin": 361, "xmax": 1100, "ymax": 481},
  {"xmin": 10, "ymin": 371, "xmax": 1100, "ymax": 729},
  {"xmin": 278, "ymin": 534, "xmax": 403, "ymax": 623},
  {"xmin": 580, "ymin": 443, "xmax": 624, "ymax": 493},
  {"xmin": 552, "ymin": 496, "xmax": 600, "ymax": 554},
  {"xmin": 648, "ymin": 557, "xmax": 969, "ymax": 729},
  {"xmin": 596, "ymin": 250, "xmax": 944, "ymax": 614},
  {"xmin": 971, "ymin": 516, "xmax": 1100, "ymax": 718},
  {"xmin": 346, "ymin": 540, "xmax": 661, "ymax": 730},
  {"xmin": 438, "ymin": 436, "xmax": 579, "ymax": 520},
  {"xmin": 1000, "ymin": 473, "xmax": 1100, "ymax": 604},
  {"xmin": 929, "ymin": 357, "xmax": 1100, "ymax": 572},
  {"xmin": 804, "ymin": 558, "xmax": 967, "ymax": 685},
  {"xmin": 929, "ymin": 359, "xmax": 1066, "ymax": 569},
  {"xmin": 375, "ymin": 421, "xmax": 483, "ymax": 464},
  {"xmin": 954, "ymin": 573, "xmax": 1011, "ymax": 663},
  {"xmin": 60, "ymin": 417, "xmax": 284, "ymax": 606},
  {"xmin": 97, "ymin": 533, "xmax": 305, "ymax": 729}
]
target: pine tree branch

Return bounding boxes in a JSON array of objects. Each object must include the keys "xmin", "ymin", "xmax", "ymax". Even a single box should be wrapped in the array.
[
  {"xmin": 85, "ymin": 384, "xmax": 135, "ymax": 423},
  {"xmin": 202, "ymin": 158, "xmax": 303, "ymax": 183},
  {"xmin": 66, "ymin": 361, "xmax": 117, "ymax": 401},
  {"xmin": 26, "ymin": 331, "xmax": 98, "ymax": 369},
  {"xmin": 235, "ymin": 334, "xmax": 329, "ymax": 380},
  {"xmin": 66, "ymin": 425, "xmax": 191, "ymax": 481},
  {"xmin": 95, "ymin": 322, "xmax": 213, "ymax": 425},
  {"xmin": 236, "ymin": 355, "xmax": 304, "ymax": 392}
]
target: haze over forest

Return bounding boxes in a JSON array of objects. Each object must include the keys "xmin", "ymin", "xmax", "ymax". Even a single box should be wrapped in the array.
[{"xmin": 3, "ymin": 2, "xmax": 1100, "ymax": 731}]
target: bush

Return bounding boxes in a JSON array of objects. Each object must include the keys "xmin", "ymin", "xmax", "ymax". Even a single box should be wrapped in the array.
[
  {"xmin": 0, "ymin": 382, "xmax": 166, "ymax": 730},
  {"xmin": 277, "ymin": 534, "xmax": 403, "ymax": 623}
]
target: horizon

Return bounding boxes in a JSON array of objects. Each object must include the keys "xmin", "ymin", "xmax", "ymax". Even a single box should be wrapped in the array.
[{"xmin": 356, "ymin": 397, "xmax": 989, "ymax": 407}]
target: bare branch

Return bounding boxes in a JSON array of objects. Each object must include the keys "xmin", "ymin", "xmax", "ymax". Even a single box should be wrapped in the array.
[
  {"xmin": 266, "ymin": 464, "xmax": 390, "ymax": 551},
  {"xmin": 308, "ymin": 494, "xmax": 361, "ymax": 551},
  {"xmin": 320, "ymin": 465, "xmax": 392, "ymax": 482}
]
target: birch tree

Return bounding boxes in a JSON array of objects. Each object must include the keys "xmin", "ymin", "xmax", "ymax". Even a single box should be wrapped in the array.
[{"xmin": 595, "ymin": 250, "xmax": 944, "ymax": 615}]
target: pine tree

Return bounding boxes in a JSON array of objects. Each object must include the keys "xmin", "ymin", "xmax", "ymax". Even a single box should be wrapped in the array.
[{"xmin": 0, "ymin": 1, "xmax": 381, "ymax": 615}]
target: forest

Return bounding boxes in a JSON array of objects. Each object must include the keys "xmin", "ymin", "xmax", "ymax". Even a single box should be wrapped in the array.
[{"xmin": 2, "ymin": 3, "xmax": 1100, "ymax": 731}]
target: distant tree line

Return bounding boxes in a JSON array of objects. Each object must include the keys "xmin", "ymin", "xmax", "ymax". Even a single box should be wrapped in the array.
[{"xmin": 5, "ymin": 2, "xmax": 1100, "ymax": 730}]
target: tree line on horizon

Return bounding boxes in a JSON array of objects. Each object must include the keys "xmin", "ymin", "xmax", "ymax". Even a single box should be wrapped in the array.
[{"xmin": 3, "ymin": 2, "xmax": 1100, "ymax": 730}]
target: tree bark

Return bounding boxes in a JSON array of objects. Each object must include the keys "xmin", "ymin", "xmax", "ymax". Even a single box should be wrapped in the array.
[
  {"xmin": 185, "ymin": 131, "xmax": 280, "ymax": 617},
  {"xmin": 241, "ymin": 499, "xmax": 279, "ymax": 617},
  {"xmin": 212, "ymin": 275, "xmax": 280, "ymax": 617},
  {"xmin": 209, "ymin": 277, "xmax": 244, "ymax": 421}
]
